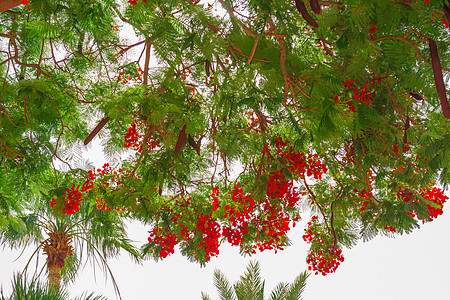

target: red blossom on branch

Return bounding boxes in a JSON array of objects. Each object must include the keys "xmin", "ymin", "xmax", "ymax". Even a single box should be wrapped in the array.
[{"xmin": 50, "ymin": 184, "xmax": 84, "ymax": 215}]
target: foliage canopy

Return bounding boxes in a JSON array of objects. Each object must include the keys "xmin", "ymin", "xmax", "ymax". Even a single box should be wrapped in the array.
[{"xmin": 1, "ymin": 0, "xmax": 449, "ymax": 282}]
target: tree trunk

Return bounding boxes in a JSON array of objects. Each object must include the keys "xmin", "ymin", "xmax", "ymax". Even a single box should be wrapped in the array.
[
  {"xmin": 48, "ymin": 264, "xmax": 62, "ymax": 291},
  {"xmin": 0, "ymin": 0, "xmax": 22, "ymax": 12}
]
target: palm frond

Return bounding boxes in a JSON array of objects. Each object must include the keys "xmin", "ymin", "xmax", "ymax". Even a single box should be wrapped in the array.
[
  {"xmin": 267, "ymin": 282, "xmax": 288, "ymax": 300},
  {"xmin": 234, "ymin": 260, "xmax": 264, "ymax": 300},
  {"xmin": 1, "ymin": 273, "xmax": 68, "ymax": 300},
  {"xmin": 201, "ymin": 291, "xmax": 213, "ymax": 300},
  {"xmin": 284, "ymin": 271, "xmax": 309, "ymax": 300},
  {"xmin": 213, "ymin": 269, "xmax": 236, "ymax": 300},
  {"xmin": 71, "ymin": 292, "xmax": 108, "ymax": 300},
  {"xmin": 61, "ymin": 253, "xmax": 81, "ymax": 286}
]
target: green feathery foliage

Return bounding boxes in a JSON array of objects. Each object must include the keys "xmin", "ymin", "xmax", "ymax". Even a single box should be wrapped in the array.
[{"xmin": 1, "ymin": 0, "xmax": 450, "ymax": 289}]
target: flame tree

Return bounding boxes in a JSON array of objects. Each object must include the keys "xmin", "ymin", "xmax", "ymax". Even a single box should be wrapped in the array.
[{"xmin": 0, "ymin": 0, "xmax": 449, "ymax": 284}]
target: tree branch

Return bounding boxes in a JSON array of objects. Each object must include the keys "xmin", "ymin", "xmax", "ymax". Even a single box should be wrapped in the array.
[{"xmin": 0, "ymin": 0, "xmax": 22, "ymax": 13}]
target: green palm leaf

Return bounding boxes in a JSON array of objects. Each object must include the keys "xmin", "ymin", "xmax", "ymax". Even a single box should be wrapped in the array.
[
  {"xmin": 201, "ymin": 291, "xmax": 213, "ymax": 300},
  {"xmin": 284, "ymin": 271, "xmax": 309, "ymax": 300},
  {"xmin": 234, "ymin": 260, "xmax": 265, "ymax": 300},
  {"xmin": 204, "ymin": 261, "xmax": 308, "ymax": 300},
  {"xmin": 213, "ymin": 269, "xmax": 236, "ymax": 300},
  {"xmin": 267, "ymin": 282, "xmax": 288, "ymax": 300}
]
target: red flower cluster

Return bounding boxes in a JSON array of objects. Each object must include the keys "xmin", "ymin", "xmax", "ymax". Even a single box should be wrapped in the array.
[
  {"xmin": 148, "ymin": 227, "xmax": 178, "ymax": 258},
  {"xmin": 352, "ymin": 83, "xmax": 373, "ymax": 104},
  {"xmin": 303, "ymin": 216, "xmax": 344, "ymax": 275},
  {"xmin": 274, "ymin": 137, "xmax": 328, "ymax": 181},
  {"xmin": 316, "ymin": 40, "xmax": 333, "ymax": 55},
  {"xmin": 250, "ymin": 138, "xmax": 327, "ymax": 252},
  {"xmin": 124, "ymin": 123, "xmax": 140, "ymax": 149},
  {"xmin": 221, "ymin": 183, "xmax": 255, "ymax": 246},
  {"xmin": 355, "ymin": 188, "xmax": 371, "ymax": 212},
  {"xmin": 369, "ymin": 26, "xmax": 377, "ymax": 40},
  {"xmin": 124, "ymin": 121, "xmax": 160, "ymax": 153},
  {"xmin": 302, "ymin": 215, "xmax": 319, "ymax": 243},
  {"xmin": 336, "ymin": 79, "xmax": 376, "ymax": 111},
  {"xmin": 81, "ymin": 163, "xmax": 135, "ymax": 212},
  {"xmin": 266, "ymin": 169, "xmax": 296, "ymax": 199},
  {"xmin": 94, "ymin": 197, "xmax": 126, "ymax": 213},
  {"xmin": 252, "ymin": 201, "xmax": 292, "ymax": 252},
  {"xmin": 306, "ymin": 248, "xmax": 345, "ymax": 276},
  {"xmin": 146, "ymin": 193, "xmax": 221, "ymax": 261},
  {"xmin": 306, "ymin": 153, "xmax": 327, "ymax": 179},
  {"xmin": 118, "ymin": 67, "xmax": 144, "ymax": 84},
  {"xmin": 384, "ymin": 225, "xmax": 396, "ymax": 232},
  {"xmin": 50, "ymin": 184, "xmax": 84, "ymax": 215},
  {"xmin": 196, "ymin": 213, "xmax": 221, "ymax": 261},
  {"xmin": 211, "ymin": 186, "xmax": 220, "ymax": 212},
  {"xmin": 246, "ymin": 111, "xmax": 261, "ymax": 132},
  {"xmin": 421, "ymin": 187, "xmax": 448, "ymax": 221},
  {"xmin": 128, "ymin": 0, "xmax": 147, "ymax": 5},
  {"xmin": 137, "ymin": 138, "xmax": 332, "ymax": 263},
  {"xmin": 396, "ymin": 183, "xmax": 447, "ymax": 223},
  {"xmin": 81, "ymin": 170, "xmax": 95, "ymax": 192}
]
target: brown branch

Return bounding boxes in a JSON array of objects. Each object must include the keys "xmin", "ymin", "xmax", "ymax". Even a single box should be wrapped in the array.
[
  {"xmin": 264, "ymin": 33, "xmax": 287, "ymax": 37},
  {"xmin": 373, "ymin": 31, "xmax": 450, "ymax": 72},
  {"xmin": 384, "ymin": 82, "xmax": 402, "ymax": 115},
  {"xmin": 228, "ymin": 48, "xmax": 241, "ymax": 66},
  {"xmin": 428, "ymin": 38, "xmax": 450, "ymax": 119},
  {"xmin": 294, "ymin": 0, "xmax": 319, "ymax": 28},
  {"xmin": 0, "ymin": 139, "xmax": 23, "ymax": 159},
  {"xmin": 217, "ymin": 0, "xmax": 256, "ymax": 37},
  {"xmin": 24, "ymin": 96, "xmax": 29, "ymax": 126},
  {"xmin": 310, "ymin": 0, "xmax": 322, "ymax": 15},
  {"xmin": 288, "ymin": 77, "xmax": 311, "ymax": 99},
  {"xmin": 113, "ymin": 40, "xmax": 146, "ymax": 58},
  {"xmin": 215, "ymin": 55, "xmax": 230, "ymax": 76},
  {"xmin": 246, "ymin": 37, "xmax": 259, "ymax": 65},
  {"xmin": 0, "ymin": 0, "xmax": 22, "ymax": 12},
  {"xmin": 288, "ymin": 82, "xmax": 296, "ymax": 105},
  {"xmin": 330, "ymin": 203, "xmax": 338, "ymax": 251},
  {"xmin": 143, "ymin": 38, "xmax": 152, "ymax": 86},
  {"xmin": 268, "ymin": 18, "xmax": 289, "ymax": 105},
  {"xmin": 227, "ymin": 46, "xmax": 269, "ymax": 63},
  {"xmin": 0, "ymin": 57, "xmax": 13, "ymax": 67},
  {"xmin": 303, "ymin": 178, "xmax": 333, "ymax": 235},
  {"xmin": 84, "ymin": 116, "xmax": 110, "ymax": 145},
  {"xmin": 376, "ymin": 132, "xmax": 408, "ymax": 164},
  {"xmin": 36, "ymin": 38, "xmax": 45, "ymax": 78}
]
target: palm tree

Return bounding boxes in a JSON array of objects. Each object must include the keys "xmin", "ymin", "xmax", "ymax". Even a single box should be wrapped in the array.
[
  {"xmin": 201, "ymin": 260, "xmax": 309, "ymax": 300},
  {"xmin": 0, "ymin": 185, "xmax": 140, "ymax": 299},
  {"xmin": 1, "ymin": 273, "xmax": 107, "ymax": 300}
]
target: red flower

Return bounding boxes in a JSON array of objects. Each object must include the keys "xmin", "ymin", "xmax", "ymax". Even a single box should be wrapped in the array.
[{"xmin": 51, "ymin": 184, "xmax": 84, "ymax": 215}]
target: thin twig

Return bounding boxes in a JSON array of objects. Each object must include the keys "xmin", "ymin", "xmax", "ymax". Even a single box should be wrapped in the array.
[{"xmin": 246, "ymin": 37, "xmax": 259, "ymax": 64}]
